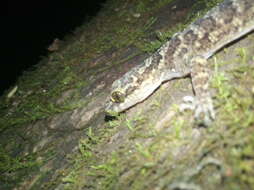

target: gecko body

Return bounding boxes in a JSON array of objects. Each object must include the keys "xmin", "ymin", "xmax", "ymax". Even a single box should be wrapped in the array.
[{"xmin": 105, "ymin": 0, "xmax": 254, "ymax": 125}]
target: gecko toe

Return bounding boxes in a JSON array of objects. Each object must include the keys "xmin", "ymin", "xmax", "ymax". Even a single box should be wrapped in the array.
[
  {"xmin": 194, "ymin": 97, "xmax": 215, "ymax": 126},
  {"xmin": 181, "ymin": 96, "xmax": 215, "ymax": 127}
]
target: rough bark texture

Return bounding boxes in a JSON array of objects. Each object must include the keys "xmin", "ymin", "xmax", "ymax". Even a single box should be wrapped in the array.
[{"xmin": 1, "ymin": 0, "xmax": 254, "ymax": 190}]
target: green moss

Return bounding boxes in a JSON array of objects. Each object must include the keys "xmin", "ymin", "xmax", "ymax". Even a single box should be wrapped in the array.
[
  {"xmin": 135, "ymin": 0, "xmax": 224, "ymax": 53},
  {"xmin": 0, "ymin": 146, "xmax": 39, "ymax": 189},
  {"xmin": 206, "ymin": 46, "xmax": 254, "ymax": 189}
]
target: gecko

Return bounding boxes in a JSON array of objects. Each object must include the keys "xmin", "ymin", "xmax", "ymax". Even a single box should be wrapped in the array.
[{"xmin": 105, "ymin": 0, "xmax": 254, "ymax": 126}]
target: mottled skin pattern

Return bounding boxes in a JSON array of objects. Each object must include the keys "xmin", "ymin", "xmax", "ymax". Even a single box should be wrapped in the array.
[{"xmin": 105, "ymin": 0, "xmax": 254, "ymax": 126}]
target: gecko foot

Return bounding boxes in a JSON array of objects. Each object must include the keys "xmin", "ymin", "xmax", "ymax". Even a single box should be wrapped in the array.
[{"xmin": 180, "ymin": 96, "xmax": 215, "ymax": 126}]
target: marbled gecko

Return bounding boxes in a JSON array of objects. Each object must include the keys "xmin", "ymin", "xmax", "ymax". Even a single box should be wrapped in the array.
[{"xmin": 105, "ymin": 0, "xmax": 254, "ymax": 126}]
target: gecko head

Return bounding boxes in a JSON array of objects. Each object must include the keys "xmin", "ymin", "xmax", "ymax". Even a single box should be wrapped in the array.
[
  {"xmin": 105, "ymin": 72, "xmax": 162, "ymax": 116},
  {"xmin": 105, "ymin": 53, "xmax": 166, "ymax": 116}
]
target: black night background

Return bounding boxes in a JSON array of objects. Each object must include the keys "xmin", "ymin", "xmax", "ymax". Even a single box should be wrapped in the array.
[{"xmin": 4, "ymin": 0, "xmax": 106, "ymax": 95}]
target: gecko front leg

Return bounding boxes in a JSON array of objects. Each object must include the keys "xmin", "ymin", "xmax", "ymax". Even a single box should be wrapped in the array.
[{"xmin": 181, "ymin": 56, "xmax": 215, "ymax": 126}]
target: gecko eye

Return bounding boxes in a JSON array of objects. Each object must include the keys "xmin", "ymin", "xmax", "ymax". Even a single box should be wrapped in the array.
[{"xmin": 111, "ymin": 91, "xmax": 125, "ymax": 103}]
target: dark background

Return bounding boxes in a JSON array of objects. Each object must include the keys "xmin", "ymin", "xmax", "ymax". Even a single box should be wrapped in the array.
[{"xmin": 3, "ymin": 0, "xmax": 107, "ymax": 95}]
